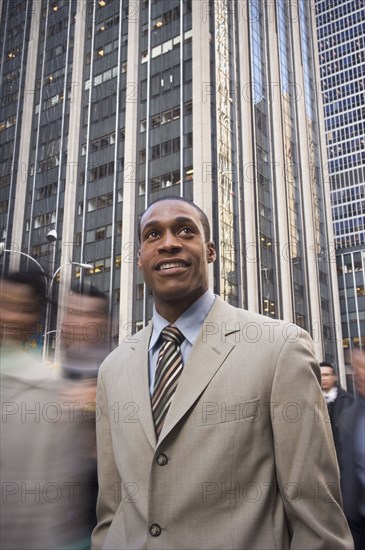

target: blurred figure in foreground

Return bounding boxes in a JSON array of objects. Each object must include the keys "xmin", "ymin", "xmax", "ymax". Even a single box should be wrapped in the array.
[
  {"xmin": 320, "ymin": 361, "xmax": 353, "ymax": 466},
  {"xmin": 1, "ymin": 272, "xmax": 110, "ymax": 550},
  {"xmin": 0, "ymin": 270, "xmax": 60, "ymax": 549},
  {"xmin": 59, "ymin": 283, "xmax": 110, "ymax": 548},
  {"xmin": 340, "ymin": 349, "xmax": 365, "ymax": 550}
]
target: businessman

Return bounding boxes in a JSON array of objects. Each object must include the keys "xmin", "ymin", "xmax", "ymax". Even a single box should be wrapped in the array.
[{"xmin": 92, "ymin": 197, "xmax": 353, "ymax": 549}]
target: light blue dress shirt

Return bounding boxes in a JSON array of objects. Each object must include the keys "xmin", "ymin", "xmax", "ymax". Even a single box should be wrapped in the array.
[{"xmin": 148, "ymin": 289, "xmax": 216, "ymax": 394}]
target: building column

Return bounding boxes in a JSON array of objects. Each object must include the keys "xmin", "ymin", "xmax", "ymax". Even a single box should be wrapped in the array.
[
  {"xmin": 118, "ymin": 0, "xmax": 140, "ymax": 342},
  {"xmin": 10, "ymin": 0, "xmax": 41, "ymax": 270},
  {"xmin": 54, "ymin": 0, "xmax": 86, "ymax": 362},
  {"xmin": 192, "ymin": 0, "xmax": 214, "ymax": 288},
  {"xmin": 236, "ymin": 5, "xmax": 259, "ymax": 312}
]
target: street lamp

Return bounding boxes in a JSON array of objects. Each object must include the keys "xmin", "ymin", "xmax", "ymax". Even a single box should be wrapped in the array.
[{"xmin": 42, "ymin": 260, "xmax": 93, "ymax": 363}]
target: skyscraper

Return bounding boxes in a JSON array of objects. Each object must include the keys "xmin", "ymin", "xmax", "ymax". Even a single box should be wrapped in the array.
[
  {"xmin": 0, "ymin": 0, "xmax": 345, "ymax": 375},
  {"xmin": 315, "ymin": 0, "xmax": 364, "ymax": 362}
]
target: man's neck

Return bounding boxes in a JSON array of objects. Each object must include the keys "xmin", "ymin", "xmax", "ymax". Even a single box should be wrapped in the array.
[{"xmin": 154, "ymin": 292, "xmax": 208, "ymax": 324}]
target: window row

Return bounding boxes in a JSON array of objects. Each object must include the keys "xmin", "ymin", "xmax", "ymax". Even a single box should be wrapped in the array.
[
  {"xmin": 81, "ymin": 130, "xmax": 118, "ymax": 155},
  {"xmin": 139, "ymin": 137, "xmax": 180, "ymax": 163},
  {"xmin": 38, "ymin": 156, "xmax": 60, "ymax": 173},
  {"xmin": 85, "ymin": 65, "xmax": 120, "ymax": 90},
  {"xmin": 5, "ymin": 20, "xmax": 26, "ymax": 39},
  {"xmin": 0, "ymin": 116, "xmax": 16, "ymax": 132},
  {"xmin": 318, "ymin": 20, "xmax": 365, "ymax": 52},
  {"xmin": 140, "ymin": 101, "xmax": 192, "ymax": 132},
  {"xmin": 325, "ymin": 106, "xmax": 364, "ymax": 131},
  {"xmin": 317, "ymin": 9, "xmax": 364, "ymax": 38},
  {"xmin": 36, "ymin": 182, "xmax": 58, "ymax": 200},
  {"xmin": 88, "ymin": 225, "xmax": 112, "ymax": 242},
  {"xmin": 46, "ymin": 42, "xmax": 67, "ymax": 61},
  {"xmin": 88, "ymin": 161, "xmax": 116, "ymax": 182},
  {"xmin": 44, "ymin": 65, "xmax": 66, "ymax": 86},
  {"xmin": 316, "ymin": 0, "xmax": 364, "ymax": 25},
  {"xmin": 90, "ymin": 11, "xmax": 122, "ymax": 37},
  {"xmin": 321, "ymin": 63, "xmax": 364, "ymax": 89},
  {"xmin": 32, "ymin": 210, "xmax": 56, "ymax": 229},
  {"xmin": 142, "ymin": 5, "xmax": 181, "ymax": 34},
  {"xmin": 2, "ymin": 67, "xmax": 20, "ymax": 84},
  {"xmin": 138, "ymin": 166, "xmax": 193, "ymax": 196},
  {"xmin": 46, "ymin": 14, "xmax": 71, "ymax": 39},
  {"xmin": 0, "ymin": 200, "xmax": 9, "ymax": 214},
  {"xmin": 333, "ymin": 200, "xmax": 365, "ymax": 220},
  {"xmin": 327, "ymin": 121, "xmax": 365, "ymax": 145},
  {"xmin": 319, "ymin": 38, "xmax": 364, "ymax": 65},
  {"xmin": 141, "ymin": 29, "xmax": 192, "ymax": 63},
  {"xmin": 323, "ymin": 78, "xmax": 364, "ymax": 104},
  {"xmin": 81, "ymin": 190, "xmax": 123, "ymax": 213},
  {"xmin": 324, "ymin": 92, "xmax": 365, "ymax": 116},
  {"xmin": 329, "ymin": 151, "xmax": 365, "ymax": 172},
  {"xmin": 335, "ymin": 232, "xmax": 364, "ymax": 249}
]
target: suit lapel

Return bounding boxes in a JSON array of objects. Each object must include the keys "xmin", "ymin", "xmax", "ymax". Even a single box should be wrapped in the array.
[
  {"xmin": 126, "ymin": 324, "xmax": 157, "ymax": 449},
  {"xmin": 159, "ymin": 298, "xmax": 240, "ymax": 444}
]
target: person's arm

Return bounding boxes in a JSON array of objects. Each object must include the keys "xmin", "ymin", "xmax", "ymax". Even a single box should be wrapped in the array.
[
  {"xmin": 271, "ymin": 329, "xmax": 353, "ymax": 549},
  {"xmin": 91, "ymin": 370, "xmax": 121, "ymax": 550}
]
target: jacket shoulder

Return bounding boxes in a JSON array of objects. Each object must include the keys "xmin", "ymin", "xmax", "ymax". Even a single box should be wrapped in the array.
[{"xmin": 98, "ymin": 324, "xmax": 151, "ymax": 376}]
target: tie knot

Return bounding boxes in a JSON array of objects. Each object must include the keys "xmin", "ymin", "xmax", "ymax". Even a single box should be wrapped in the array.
[{"xmin": 161, "ymin": 325, "xmax": 184, "ymax": 346}]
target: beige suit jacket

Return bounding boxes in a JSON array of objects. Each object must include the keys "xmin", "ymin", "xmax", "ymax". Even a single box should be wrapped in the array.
[{"xmin": 92, "ymin": 298, "xmax": 353, "ymax": 549}]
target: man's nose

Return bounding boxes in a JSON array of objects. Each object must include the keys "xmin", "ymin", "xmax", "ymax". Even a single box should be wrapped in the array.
[{"xmin": 157, "ymin": 231, "xmax": 182, "ymax": 252}]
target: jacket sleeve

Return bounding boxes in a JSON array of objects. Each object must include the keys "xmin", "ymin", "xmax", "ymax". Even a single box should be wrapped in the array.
[
  {"xmin": 270, "ymin": 328, "xmax": 354, "ymax": 549},
  {"xmin": 91, "ymin": 369, "xmax": 122, "ymax": 550}
]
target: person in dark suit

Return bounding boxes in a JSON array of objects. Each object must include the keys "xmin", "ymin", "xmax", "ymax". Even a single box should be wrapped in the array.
[
  {"xmin": 320, "ymin": 361, "xmax": 353, "ymax": 466},
  {"xmin": 92, "ymin": 197, "xmax": 353, "ymax": 550},
  {"xmin": 339, "ymin": 349, "xmax": 365, "ymax": 550}
]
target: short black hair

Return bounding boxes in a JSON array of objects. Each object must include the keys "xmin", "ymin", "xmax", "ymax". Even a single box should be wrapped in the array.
[
  {"xmin": 2, "ymin": 270, "xmax": 47, "ymax": 310},
  {"xmin": 137, "ymin": 196, "xmax": 211, "ymax": 243},
  {"xmin": 319, "ymin": 361, "xmax": 336, "ymax": 374}
]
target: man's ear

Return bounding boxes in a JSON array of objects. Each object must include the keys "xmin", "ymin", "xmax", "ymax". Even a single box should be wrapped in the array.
[
  {"xmin": 137, "ymin": 249, "xmax": 142, "ymax": 270},
  {"xmin": 206, "ymin": 241, "xmax": 217, "ymax": 264}
]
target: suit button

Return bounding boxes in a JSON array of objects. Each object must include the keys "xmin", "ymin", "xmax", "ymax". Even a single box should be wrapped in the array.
[
  {"xmin": 156, "ymin": 453, "xmax": 168, "ymax": 466},
  {"xmin": 149, "ymin": 523, "xmax": 161, "ymax": 537}
]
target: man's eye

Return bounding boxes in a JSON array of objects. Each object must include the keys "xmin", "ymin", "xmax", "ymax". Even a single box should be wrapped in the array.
[
  {"xmin": 179, "ymin": 227, "xmax": 194, "ymax": 235},
  {"xmin": 146, "ymin": 231, "xmax": 159, "ymax": 239}
]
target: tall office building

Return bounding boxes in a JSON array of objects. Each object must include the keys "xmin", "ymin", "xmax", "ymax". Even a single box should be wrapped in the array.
[
  {"xmin": 315, "ymin": 0, "xmax": 365, "ymax": 362},
  {"xmin": 0, "ymin": 0, "xmax": 344, "ymax": 373}
]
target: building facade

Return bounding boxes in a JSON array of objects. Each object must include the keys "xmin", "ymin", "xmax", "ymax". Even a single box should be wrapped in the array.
[
  {"xmin": 0, "ymin": 0, "xmax": 345, "ymax": 375},
  {"xmin": 315, "ymin": 0, "xmax": 365, "ymax": 366}
]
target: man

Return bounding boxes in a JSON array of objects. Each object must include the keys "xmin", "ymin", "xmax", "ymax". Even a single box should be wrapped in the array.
[
  {"xmin": 59, "ymin": 283, "xmax": 111, "ymax": 549},
  {"xmin": 92, "ymin": 197, "xmax": 353, "ymax": 549},
  {"xmin": 61, "ymin": 283, "xmax": 110, "ymax": 381},
  {"xmin": 340, "ymin": 349, "xmax": 365, "ymax": 550},
  {"xmin": 320, "ymin": 361, "xmax": 353, "ymax": 464},
  {"xmin": 0, "ymin": 271, "xmax": 60, "ymax": 548}
]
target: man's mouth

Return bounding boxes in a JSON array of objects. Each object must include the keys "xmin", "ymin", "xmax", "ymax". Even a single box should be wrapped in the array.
[{"xmin": 156, "ymin": 261, "xmax": 188, "ymax": 271}]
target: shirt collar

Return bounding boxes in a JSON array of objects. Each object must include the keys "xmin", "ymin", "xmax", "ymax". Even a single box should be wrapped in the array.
[{"xmin": 149, "ymin": 288, "xmax": 216, "ymax": 351}]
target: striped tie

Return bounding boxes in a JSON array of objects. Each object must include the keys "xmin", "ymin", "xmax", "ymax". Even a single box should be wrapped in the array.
[{"xmin": 152, "ymin": 325, "xmax": 184, "ymax": 438}]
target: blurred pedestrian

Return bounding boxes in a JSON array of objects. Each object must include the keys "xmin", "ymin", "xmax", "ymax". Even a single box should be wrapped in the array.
[
  {"xmin": 58, "ymin": 283, "xmax": 110, "ymax": 549},
  {"xmin": 0, "ymin": 270, "xmax": 60, "ymax": 549},
  {"xmin": 339, "ymin": 349, "xmax": 365, "ymax": 550},
  {"xmin": 320, "ymin": 361, "xmax": 353, "ymax": 467}
]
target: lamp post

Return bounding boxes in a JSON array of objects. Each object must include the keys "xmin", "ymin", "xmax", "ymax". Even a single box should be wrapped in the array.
[{"xmin": 42, "ymin": 260, "xmax": 93, "ymax": 363}]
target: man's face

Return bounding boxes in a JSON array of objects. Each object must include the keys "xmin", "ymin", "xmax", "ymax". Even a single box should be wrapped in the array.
[
  {"xmin": 320, "ymin": 366, "xmax": 337, "ymax": 391},
  {"xmin": 61, "ymin": 294, "xmax": 108, "ymax": 353},
  {"xmin": 138, "ymin": 200, "xmax": 216, "ymax": 319},
  {"xmin": 0, "ymin": 280, "xmax": 40, "ymax": 343}
]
